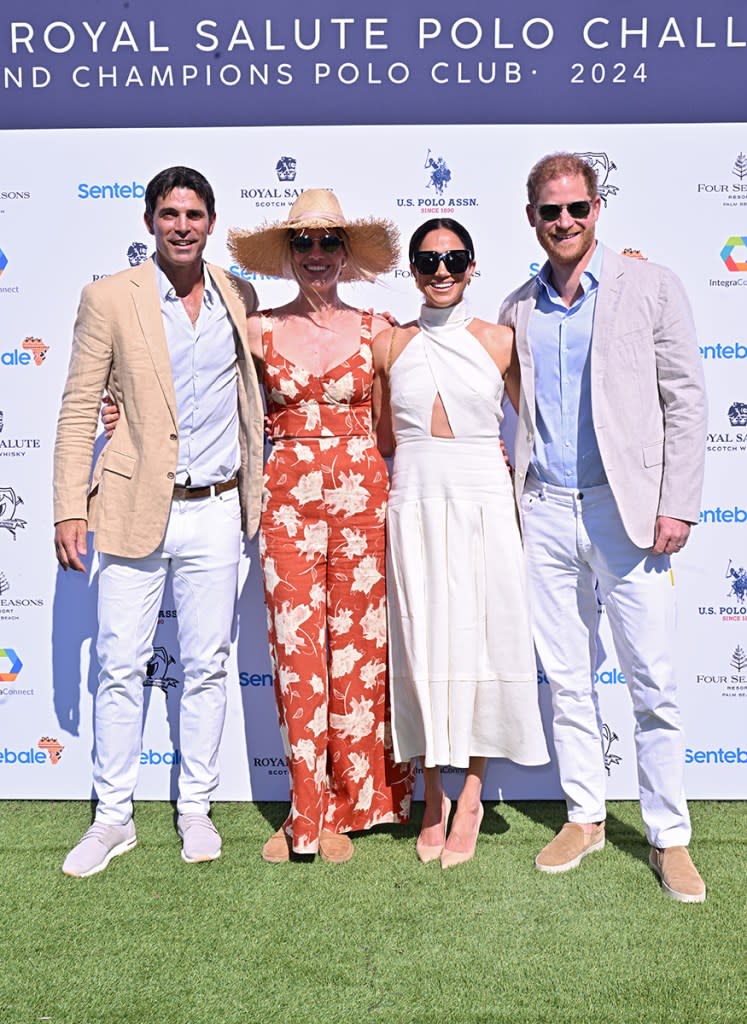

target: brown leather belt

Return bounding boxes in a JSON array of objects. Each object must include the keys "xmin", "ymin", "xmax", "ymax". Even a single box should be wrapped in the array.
[{"xmin": 172, "ymin": 477, "xmax": 239, "ymax": 500}]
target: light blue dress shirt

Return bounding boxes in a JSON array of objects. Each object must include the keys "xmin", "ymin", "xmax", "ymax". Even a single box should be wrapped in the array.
[
  {"xmin": 528, "ymin": 243, "xmax": 607, "ymax": 489},
  {"xmin": 155, "ymin": 257, "xmax": 240, "ymax": 487}
]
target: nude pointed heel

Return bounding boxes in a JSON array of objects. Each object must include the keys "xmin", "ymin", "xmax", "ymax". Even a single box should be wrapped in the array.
[{"xmin": 416, "ymin": 796, "xmax": 452, "ymax": 863}]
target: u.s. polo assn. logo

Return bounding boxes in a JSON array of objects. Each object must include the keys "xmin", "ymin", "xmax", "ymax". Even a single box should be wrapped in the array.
[
  {"xmin": 602, "ymin": 723, "xmax": 622, "ymax": 775},
  {"xmin": 395, "ymin": 148, "xmax": 479, "ymax": 217}
]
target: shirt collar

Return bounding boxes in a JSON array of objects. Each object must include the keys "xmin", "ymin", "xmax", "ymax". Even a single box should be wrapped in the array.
[
  {"xmin": 153, "ymin": 254, "xmax": 215, "ymax": 309},
  {"xmin": 537, "ymin": 241, "xmax": 602, "ymax": 302}
]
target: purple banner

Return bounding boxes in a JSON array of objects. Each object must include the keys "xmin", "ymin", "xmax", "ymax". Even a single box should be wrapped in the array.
[{"xmin": 1, "ymin": 0, "xmax": 746, "ymax": 129}]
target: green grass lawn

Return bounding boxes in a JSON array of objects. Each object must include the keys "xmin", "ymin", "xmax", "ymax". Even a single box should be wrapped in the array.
[{"xmin": 1, "ymin": 800, "xmax": 744, "ymax": 1024}]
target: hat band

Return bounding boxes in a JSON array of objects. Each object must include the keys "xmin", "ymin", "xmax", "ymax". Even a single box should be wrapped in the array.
[{"xmin": 291, "ymin": 211, "xmax": 342, "ymax": 226}]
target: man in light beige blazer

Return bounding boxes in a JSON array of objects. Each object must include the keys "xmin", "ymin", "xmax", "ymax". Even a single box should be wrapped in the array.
[
  {"xmin": 54, "ymin": 166, "xmax": 264, "ymax": 877},
  {"xmin": 500, "ymin": 152, "xmax": 707, "ymax": 902}
]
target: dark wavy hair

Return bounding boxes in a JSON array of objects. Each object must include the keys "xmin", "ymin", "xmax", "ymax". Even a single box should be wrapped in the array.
[
  {"xmin": 408, "ymin": 218, "xmax": 475, "ymax": 264},
  {"xmin": 145, "ymin": 166, "xmax": 216, "ymax": 221}
]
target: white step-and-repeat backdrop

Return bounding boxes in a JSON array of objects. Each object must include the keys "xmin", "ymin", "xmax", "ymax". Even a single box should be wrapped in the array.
[{"xmin": 1, "ymin": 1, "xmax": 745, "ymax": 802}]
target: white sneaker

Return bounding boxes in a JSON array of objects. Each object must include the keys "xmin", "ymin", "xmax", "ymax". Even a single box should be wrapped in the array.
[
  {"xmin": 177, "ymin": 813, "xmax": 221, "ymax": 863},
  {"xmin": 62, "ymin": 820, "xmax": 137, "ymax": 878}
]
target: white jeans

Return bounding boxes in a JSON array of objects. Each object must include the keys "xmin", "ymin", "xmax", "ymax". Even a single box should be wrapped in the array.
[
  {"xmin": 93, "ymin": 488, "xmax": 241, "ymax": 824},
  {"xmin": 520, "ymin": 478, "xmax": 691, "ymax": 848}
]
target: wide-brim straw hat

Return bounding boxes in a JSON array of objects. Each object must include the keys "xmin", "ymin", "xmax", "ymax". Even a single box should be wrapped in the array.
[{"xmin": 227, "ymin": 188, "xmax": 399, "ymax": 282}]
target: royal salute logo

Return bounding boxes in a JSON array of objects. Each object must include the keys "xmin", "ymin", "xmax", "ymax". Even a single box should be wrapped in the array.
[
  {"xmin": 276, "ymin": 155, "xmax": 297, "ymax": 182},
  {"xmin": 127, "ymin": 241, "xmax": 149, "ymax": 266},
  {"xmin": 573, "ymin": 151, "xmax": 619, "ymax": 206},
  {"xmin": 0, "ymin": 486, "xmax": 25, "ymax": 539},
  {"xmin": 144, "ymin": 644, "xmax": 180, "ymax": 694},
  {"xmin": 239, "ymin": 154, "xmax": 309, "ymax": 210},
  {"xmin": 705, "ymin": 402, "xmax": 747, "ymax": 456},
  {"xmin": 602, "ymin": 723, "xmax": 622, "ymax": 775},
  {"xmin": 395, "ymin": 148, "xmax": 480, "ymax": 218},
  {"xmin": 696, "ymin": 646, "xmax": 747, "ymax": 700},
  {"xmin": 0, "ymin": 410, "xmax": 42, "ymax": 459}
]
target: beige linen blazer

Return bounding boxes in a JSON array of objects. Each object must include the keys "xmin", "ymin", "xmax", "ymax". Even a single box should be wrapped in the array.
[
  {"xmin": 499, "ymin": 244, "xmax": 707, "ymax": 549},
  {"xmin": 53, "ymin": 258, "xmax": 264, "ymax": 558}
]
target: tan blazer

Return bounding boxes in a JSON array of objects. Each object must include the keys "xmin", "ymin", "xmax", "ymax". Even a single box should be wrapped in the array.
[
  {"xmin": 54, "ymin": 259, "xmax": 264, "ymax": 558},
  {"xmin": 499, "ymin": 244, "xmax": 707, "ymax": 549}
]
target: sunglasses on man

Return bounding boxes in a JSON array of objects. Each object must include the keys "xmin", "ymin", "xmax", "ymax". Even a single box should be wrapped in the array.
[
  {"xmin": 536, "ymin": 201, "xmax": 592, "ymax": 222},
  {"xmin": 290, "ymin": 233, "xmax": 344, "ymax": 254},
  {"xmin": 412, "ymin": 249, "xmax": 473, "ymax": 275}
]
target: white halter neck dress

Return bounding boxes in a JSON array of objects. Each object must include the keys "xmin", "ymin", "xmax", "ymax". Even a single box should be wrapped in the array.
[{"xmin": 386, "ymin": 301, "xmax": 548, "ymax": 768}]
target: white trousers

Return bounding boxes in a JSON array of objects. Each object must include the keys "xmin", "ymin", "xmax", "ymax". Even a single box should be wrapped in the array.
[
  {"xmin": 93, "ymin": 489, "xmax": 241, "ymax": 824},
  {"xmin": 520, "ymin": 478, "xmax": 691, "ymax": 848}
]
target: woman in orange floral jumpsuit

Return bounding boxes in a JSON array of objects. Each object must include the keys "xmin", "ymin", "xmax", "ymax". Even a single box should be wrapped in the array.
[{"xmin": 229, "ymin": 191, "xmax": 413, "ymax": 861}]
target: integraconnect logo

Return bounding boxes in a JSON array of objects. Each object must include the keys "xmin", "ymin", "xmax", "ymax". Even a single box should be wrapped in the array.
[
  {"xmin": 721, "ymin": 235, "xmax": 747, "ymax": 272},
  {"xmin": 0, "ymin": 646, "xmax": 22, "ymax": 681},
  {"xmin": 0, "ymin": 248, "xmax": 8, "ymax": 275},
  {"xmin": 77, "ymin": 181, "xmax": 145, "ymax": 200},
  {"xmin": 573, "ymin": 151, "xmax": 620, "ymax": 206},
  {"xmin": 1, "ymin": 336, "xmax": 49, "ymax": 367},
  {"xmin": 0, "ymin": 737, "xmax": 64, "ymax": 766},
  {"xmin": 0, "ymin": 486, "xmax": 26, "ymax": 539},
  {"xmin": 695, "ymin": 646, "xmax": 747, "ymax": 700}
]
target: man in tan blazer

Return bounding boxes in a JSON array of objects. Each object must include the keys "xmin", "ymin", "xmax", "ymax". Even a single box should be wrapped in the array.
[
  {"xmin": 54, "ymin": 166, "xmax": 264, "ymax": 877},
  {"xmin": 500, "ymin": 152, "xmax": 707, "ymax": 901}
]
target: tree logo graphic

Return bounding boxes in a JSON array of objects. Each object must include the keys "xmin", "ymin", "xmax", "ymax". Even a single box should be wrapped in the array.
[{"xmin": 732, "ymin": 153, "xmax": 747, "ymax": 182}]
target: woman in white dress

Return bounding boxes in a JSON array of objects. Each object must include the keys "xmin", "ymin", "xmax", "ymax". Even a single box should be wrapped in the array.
[{"xmin": 372, "ymin": 219, "xmax": 548, "ymax": 868}]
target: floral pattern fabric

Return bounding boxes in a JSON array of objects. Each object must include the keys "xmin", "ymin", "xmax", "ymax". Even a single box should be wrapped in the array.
[{"xmin": 260, "ymin": 310, "xmax": 413, "ymax": 854}]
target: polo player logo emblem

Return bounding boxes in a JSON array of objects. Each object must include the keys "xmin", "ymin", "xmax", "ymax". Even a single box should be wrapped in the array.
[
  {"xmin": 424, "ymin": 149, "xmax": 451, "ymax": 196},
  {"xmin": 144, "ymin": 644, "xmax": 180, "ymax": 693},
  {"xmin": 602, "ymin": 723, "xmax": 622, "ymax": 775},
  {"xmin": 573, "ymin": 151, "xmax": 619, "ymax": 206}
]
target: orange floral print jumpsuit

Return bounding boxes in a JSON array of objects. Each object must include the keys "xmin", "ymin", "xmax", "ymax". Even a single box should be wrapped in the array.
[{"xmin": 260, "ymin": 309, "xmax": 414, "ymax": 854}]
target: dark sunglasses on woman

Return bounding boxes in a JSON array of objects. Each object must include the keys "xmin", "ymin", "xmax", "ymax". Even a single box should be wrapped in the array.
[
  {"xmin": 290, "ymin": 233, "xmax": 344, "ymax": 254},
  {"xmin": 412, "ymin": 249, "xmax": 473, "ymax": 275}
]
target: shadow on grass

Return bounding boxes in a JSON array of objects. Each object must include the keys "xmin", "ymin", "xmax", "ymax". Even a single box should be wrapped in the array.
[{"xmin": 508, "ymin": 800, "xmax": 651, "ymax": 866}]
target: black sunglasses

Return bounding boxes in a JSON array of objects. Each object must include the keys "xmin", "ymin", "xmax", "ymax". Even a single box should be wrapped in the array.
[
  {"xmin": 412, "ymin": 249, "xmax": 473, "ymax": 275},
  {"xmin": 290, "ymin": 233, "xmax": 344, "ymax": 254},
  {"xmin": 536, "ymin": 201, "xmax": 592, "ymax": 222}
]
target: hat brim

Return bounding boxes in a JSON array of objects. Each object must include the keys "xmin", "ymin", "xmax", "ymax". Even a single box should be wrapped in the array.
[{"xmin": 227, "ymin": 217, "xmax": 400, "ymax": 282}]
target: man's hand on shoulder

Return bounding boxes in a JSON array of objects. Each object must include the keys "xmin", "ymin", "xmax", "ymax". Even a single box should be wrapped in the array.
[{"xmin": 54, "ymin": 519, "xmax": 88, "ymax": 572}]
